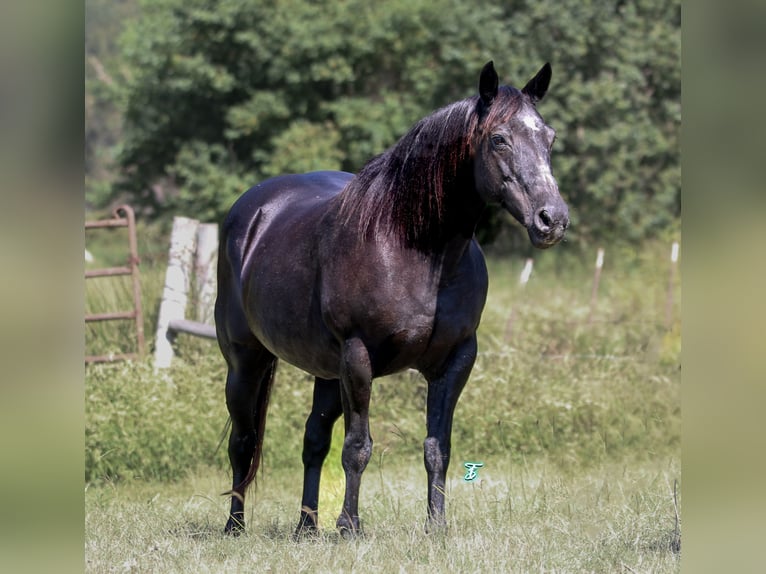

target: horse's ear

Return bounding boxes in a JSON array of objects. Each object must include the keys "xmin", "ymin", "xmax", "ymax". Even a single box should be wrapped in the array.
[
  {"xmin": 479, "ymin": 61, "xmax": 499, "ymax": 107},
  {"xmin": 522, "ymin": 63, "xmax": 552, "ymax": 104}
]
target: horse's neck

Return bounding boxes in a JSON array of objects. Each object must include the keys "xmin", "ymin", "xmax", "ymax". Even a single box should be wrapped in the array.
[
  {"xmin": 437, "ymin": 164, "xmax": 486, "ymax": 244},
  {"xmin": 432, "ymin": 233, "xmax": 475, "ymax": 281},
  {"xmin": 432, "ymin": 184, "xmax": 483, "ymax": 273},
  {"xmin": 334, "ymin": 132, "xmax": 485, "ymax": 253}
]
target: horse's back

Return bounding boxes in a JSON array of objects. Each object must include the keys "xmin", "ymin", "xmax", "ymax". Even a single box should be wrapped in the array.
[
  {"xmin": 221, "ymin": 171, "xmax": 352, "ymax": 271},
  {"xmin": 223, "ymin": 171, "xmax": 352, "ymax": 236},
  {"xmin": 233, "ymin": 170, "xmax": 353, "ymax": 209}
]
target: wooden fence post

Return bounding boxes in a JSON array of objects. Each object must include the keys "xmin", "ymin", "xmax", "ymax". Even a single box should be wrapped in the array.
[
  {"xmin": 154, "ymin": 216, "xmax": 199, "ymax": 370},
  {"xmin": 194, "ymin": 223, "xmax": 219, "ymax": 324}
]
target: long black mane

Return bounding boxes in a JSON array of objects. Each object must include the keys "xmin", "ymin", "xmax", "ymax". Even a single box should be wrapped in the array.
[{"xmin": 337, "ymin": 87, "xmax": 523, "ymax": 250}]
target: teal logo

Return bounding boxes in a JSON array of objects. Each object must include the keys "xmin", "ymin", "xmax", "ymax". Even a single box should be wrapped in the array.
[{"xmin": 463, "ymin": 462, "xmax": 484, "ymax": 482}]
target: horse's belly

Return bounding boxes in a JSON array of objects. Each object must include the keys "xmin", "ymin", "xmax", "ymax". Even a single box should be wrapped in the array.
[
  {"xmin": 259, "ymin": 329, "xmax": 341, "ymax": 380},
  {"xmin": 320, "ymin": 282, "xmax": 439, "ymax": 377},
  {"xmin": 368, "ymin": 325, "xmax": 434, "ymax": 377},
  {"xmin": 243, "ymin": 254, "xmax": 342, "ymax": 379}
]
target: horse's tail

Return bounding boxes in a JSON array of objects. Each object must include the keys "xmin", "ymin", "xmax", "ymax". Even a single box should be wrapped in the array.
[{"xmin": 236, "ymin": 359, "xmax": 277, "ymax": 494}]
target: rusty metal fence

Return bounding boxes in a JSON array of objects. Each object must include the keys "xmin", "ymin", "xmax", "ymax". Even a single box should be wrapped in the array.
[{"xmin": 85, "ymin": 205, "xmax": 146, "ymax": 363}]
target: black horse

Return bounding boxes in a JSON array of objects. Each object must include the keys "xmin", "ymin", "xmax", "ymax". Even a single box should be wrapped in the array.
[{"xmin": 215, "ymin": 61, "xmax": 569, "ymax": 536}]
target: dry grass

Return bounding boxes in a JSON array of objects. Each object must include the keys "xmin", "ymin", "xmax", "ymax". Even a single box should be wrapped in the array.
[{"xmin": 85, "ymin": 457, "xmax": 680, "ymax": 573}]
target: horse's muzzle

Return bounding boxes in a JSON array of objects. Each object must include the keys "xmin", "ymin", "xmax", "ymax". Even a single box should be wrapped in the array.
[{"xmin": 529, "ymin": 204, "xmax": 569, "ymax": 249}]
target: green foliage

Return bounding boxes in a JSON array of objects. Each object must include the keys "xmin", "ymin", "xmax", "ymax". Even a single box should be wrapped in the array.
[
  {"xmin": 260, "ymin": 120, "xmax": 344, "ymax": 178},
  {"xmin": 109, "ymin": 0, "xmax": 510, "ymax": 219},
  {"xmin": 87, "ymin": 0, "xmax": 679, "ymax": 248},
  {"xmin": 85, "ymin": 0, "xmax": 138, "ymax": 207},
  {"xmin": 164, "ymin": 141, "xmax": 250, "ymax": 223},
  {"xmin": 502, "ymin": 0, "xmax": 681, "ymax": 245},
  {"xmin": 85, "ymin": 360, "xmax": 229, "ymax": 482}
]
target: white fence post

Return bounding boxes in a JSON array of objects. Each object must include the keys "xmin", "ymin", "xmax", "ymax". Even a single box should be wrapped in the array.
[
  {"xmin": 587, "ymin": 247, "xmax": 605, "ymax": 324},
  {"xmin": 665, "ymin": 241, "xmax": 679, "ymax": 329},
  {"xmin": 154, "ymin": 216, "xmax": 199, "ymax": 370},
  {"xmin": 194, "ymin": 223, "xmax": 219, "ymax": 324},
  {"xmin": 505, "ymin": 258, "xmax": 534, "ymax": 343}
]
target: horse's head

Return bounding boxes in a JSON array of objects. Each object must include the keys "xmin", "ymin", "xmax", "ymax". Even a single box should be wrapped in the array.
[{"xmin": 474, "ymin": 61, "xmax": 569, "ymax": 249}]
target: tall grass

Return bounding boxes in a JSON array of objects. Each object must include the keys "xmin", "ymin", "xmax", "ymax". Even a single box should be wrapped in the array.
[
  {"xmin": 85, "ymin": 238, "xmax": 680, "ymax": 480},
  {"xmin": 85, "ymin": 235, "xmax": 680, "ymax": 571}
]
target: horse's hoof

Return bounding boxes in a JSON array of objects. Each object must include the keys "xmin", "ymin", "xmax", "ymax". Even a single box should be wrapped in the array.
[
  {"xmin": 224, "ymin": 516, "xmax": 245, "ymax": 536},
  {"xmin": 292, "ymin": 523, "xmax": 320, "ymax": 541},
  {"xmin": 338, "ymin": 526, "xmax": 355, "ymax": 540},
  {"xmin": 337, "ymin": 516, "xmax": 362, "ymax": 539},
  {"xmin": 424, "ymin": 517, "xmax": 448, "ymax": 535}
]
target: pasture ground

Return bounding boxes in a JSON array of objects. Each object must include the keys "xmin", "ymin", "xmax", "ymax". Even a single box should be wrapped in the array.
[
  {"xmin": 85, "ymin": 242, "xmax": 680, "ymax": 572},
  {"xmin": 86, "ymin": 456, "xmax": 679, "ymax": 573}
]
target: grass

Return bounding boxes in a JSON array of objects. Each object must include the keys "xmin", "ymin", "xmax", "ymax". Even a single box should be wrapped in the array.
[
  {"xmin": 85, "ymin": 458, "xmax": 680, "ymax": 572},
  {"xmin": 84, "ymin": 232, "xmax": 680, "ymax": 572}
]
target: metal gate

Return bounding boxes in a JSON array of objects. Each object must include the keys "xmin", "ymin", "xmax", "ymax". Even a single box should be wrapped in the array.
[{"xmin": 85, "ymin": 205, "xmax": 145, "ymax": 363}]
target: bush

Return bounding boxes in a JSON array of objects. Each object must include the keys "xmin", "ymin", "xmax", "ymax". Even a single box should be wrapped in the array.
[{"xmin": 85, "ymin": 358, "xmax": 229, "ymax": 483}]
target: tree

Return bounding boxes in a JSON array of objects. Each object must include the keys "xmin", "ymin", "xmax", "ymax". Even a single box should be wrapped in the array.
[
  {"xmin": 98, "ymin": 0, "xmax": 680, "ymax": 247},
  {"xmin": 497, "ymin": 0, "xmax": 681, "ymax": 245},
  {"xmin": 85, "ymin": 0, "xmax": 138, "ymax": 208},
  {"xmin": 109, "ymin": 0, "xmax": 507, "ymax": 223}
]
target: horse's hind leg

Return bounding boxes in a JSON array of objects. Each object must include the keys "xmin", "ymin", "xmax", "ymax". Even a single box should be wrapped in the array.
[
  {"xmin": 223, "ymin": 342, "xmax": 277, "ymax": 534},
  {"xmin": 294, "ymin": 377, "xmax": 343, "ymax": 537}
]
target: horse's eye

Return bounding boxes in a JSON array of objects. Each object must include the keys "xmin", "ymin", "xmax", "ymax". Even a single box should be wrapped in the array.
[{"xmin": 490, "ymin": 134, "xmax": 508, "ymax": 149}]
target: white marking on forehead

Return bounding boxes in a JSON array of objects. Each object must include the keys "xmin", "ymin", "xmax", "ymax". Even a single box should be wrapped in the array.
[{"xmin": 520, "ymin": 110, "xmax": 541, "ymax": 132}]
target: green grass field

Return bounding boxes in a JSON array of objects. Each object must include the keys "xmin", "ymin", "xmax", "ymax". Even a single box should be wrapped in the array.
[{"xmin": 85, "ymin": 232, "xmax": 680, "ymax": 572}]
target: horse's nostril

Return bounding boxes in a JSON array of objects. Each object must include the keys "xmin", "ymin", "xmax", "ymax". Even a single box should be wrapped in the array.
[{"xmin": 539, "ymin": 209, "xmax": 552, "ymax": 227}]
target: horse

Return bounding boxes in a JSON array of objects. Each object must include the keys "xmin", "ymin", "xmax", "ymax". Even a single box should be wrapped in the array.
[{"xmin": 215, "ymin": 61, "xmax": 569, "ymax": 537}]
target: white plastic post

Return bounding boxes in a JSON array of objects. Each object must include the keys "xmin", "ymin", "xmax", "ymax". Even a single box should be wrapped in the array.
[
  {"xmin": 194, "ymin": 223, "xmax": 219, "ymax": 324},
  {"xmin": 505, "ymin": 258, "xmax": 534, "ymax": 342},
  {"xmin": 588, "ymin": 247, "xmax": 605, "ymax": 324},
  {"xmin": 665, "ymin": 241, "xmax": 679, "ymax": 329},
  {"xmin": 519, "ymin": 258, "xmax": 534, "ymax": 286},
  {"xmin": 154, "ymin": 216, "xmax": 199, "ymax": 370}
]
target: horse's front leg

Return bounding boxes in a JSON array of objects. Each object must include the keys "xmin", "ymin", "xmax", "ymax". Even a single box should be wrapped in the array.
[
  {"xmin": 294, "ymin": 377, "xmax": 343, "ymax": 538},
  {"xmin": 336, "ymin": 337, "xmax": 373, "ymax": 537},
  {"xmin": 422, "ymin": 335, "xmax": 477, "ymax": 531}
]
